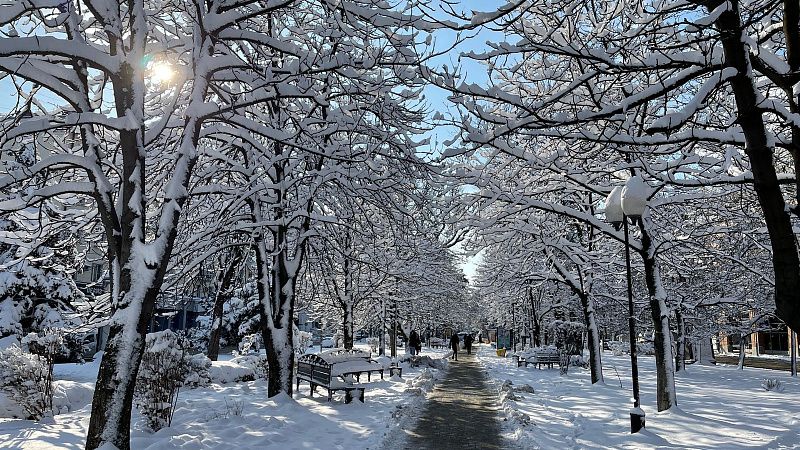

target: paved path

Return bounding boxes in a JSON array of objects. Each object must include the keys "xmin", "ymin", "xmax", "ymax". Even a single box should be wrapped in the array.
[{"xmin": 400, "ymin": 350, "xmax": 504, "ymax": 449}]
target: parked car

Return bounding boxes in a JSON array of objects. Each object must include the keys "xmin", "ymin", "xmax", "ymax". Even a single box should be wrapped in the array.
[{"xmin": 320, "ymin": 336, "xmax": 335, "ymax": 348}]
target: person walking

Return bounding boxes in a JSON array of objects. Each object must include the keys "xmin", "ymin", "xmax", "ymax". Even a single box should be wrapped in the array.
[
  {"xmin": 409, "ymin": 330, "xmax": 422, "ymax": 356},
  {"xmin": 449, "ymin": 333, "xmax": 460, "ymax": 360},
  {"xmin": 464, "ymin": 333, "xmax": 474, "ymax": 355}
]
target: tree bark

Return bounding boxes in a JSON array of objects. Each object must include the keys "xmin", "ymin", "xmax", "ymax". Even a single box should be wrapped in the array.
[
  {"xmin": 710, "ymin": 0, "xmax": 800, "ymax": 333},
  {"xmin": 254, "ymin": 231, "xmax": 299, "ymax": 398},
  {"xmin": 738, "ymin": 333, "xmax": 747, "ymax": 370},
  {"xmin": 341, "ymin": 245, "xmax": 354, "ymax": 350},
  {"xmin": 208, "ymin": 248, "xmax": 245, "ymax": 361},
  {"xmin": 529, "ymin": 288, "xmax": 541, "ymax": 347},
  {"xmin": 638, "ymin": 219, "xmax": 678, "ymax": 411},
  {"xmin": 343, "ymin": 303, "xmax": 354, "ymax": 350},
  {"xmin": 675, "ymin": 307, "xmax": 686, "ymax": 372},
  {"xmin": 87, "ymin": 57, "xmax": 151, "ymax": 450},
  {"xmin": 579, "ymin": 291, "xmax": 604, "ymax": 384}
]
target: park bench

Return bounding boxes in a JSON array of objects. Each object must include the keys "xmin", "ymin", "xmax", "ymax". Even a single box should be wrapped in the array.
[
  {"xmin": 296, "ymin": 354, "xmax": 366, "ymax": 403},
  {"xmin": 321, "ymin": 349, "xmax": 386, "ymax": 382},
  {"xmin": 516, "ymin": 349, "xmax": 561, "ymax": 369},
  {"xmin": 531, "ymin": 350, "xmax": 561, "ymax": 369},
  {"xmin": 429, "ymin": 337, "xmax": 447, "ymax": 349}
]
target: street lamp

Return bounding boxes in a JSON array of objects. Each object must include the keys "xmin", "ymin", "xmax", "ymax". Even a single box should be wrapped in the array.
[{"xmin": 605, "ymin": 175, "xmax": 648, "ymax": 433}]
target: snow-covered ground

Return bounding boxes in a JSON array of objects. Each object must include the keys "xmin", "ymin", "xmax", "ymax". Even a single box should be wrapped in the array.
[
  {"xmin": 0, "ymin": 345, "xmax": 450, "ymax": 449},
  {"xmin": 478, "ymin": 345, "xmax": 800, "ymax": 449}
]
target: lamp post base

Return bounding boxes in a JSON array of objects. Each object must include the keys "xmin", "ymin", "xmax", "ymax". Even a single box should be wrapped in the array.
[{"xmin": 630, "ymin": 408, "xmax": 645, "ymax": 433}]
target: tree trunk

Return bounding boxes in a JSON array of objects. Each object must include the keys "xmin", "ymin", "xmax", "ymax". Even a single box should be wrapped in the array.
[
  {"xmin": 379, "ymin": 300, "xmax": 386, "ymax": 356},
  {"xmin": 208, "ymin": 248, "xmax": 244, "ymax": 361},
  {"xmin": 341, "ymin": 245, "xmax": 354, "ymax": 350},
  {"xmin": 711, "ymin": 0, "xmax": 800, "ymax": 333},
  {"xmin": 87, "ymin": 58, "xmax": 154, "ymax": 448},
  {"xmin": 529, "ymin": 288, "xmax": 541, "ymax": 347},
  {"xmin": 738, "ymin": 333, "xmax": 747, "ymax": 370},
  {"xmin": 639, "ymin": 220, "xmax": 677, "ymax": 411},
  {"xmin": 692, "ymin": 338, "xmax": 716, "ymax": 365},
  {"xmin": 579, "ymin": 291, "xmax": 604, "ymax": 384},
  {"xmin": 675, "ymin": 307, "xmax": 686, "ymax": 372},
  {"xmin": 343, "ymin": 303, "xmax": 354, "ymax": 350},
  {"xmin": 254, "ymin": 229, "xmax": 299, "ymax": 398}
]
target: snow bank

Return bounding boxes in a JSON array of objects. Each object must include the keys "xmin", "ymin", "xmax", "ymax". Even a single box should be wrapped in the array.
[
  {"xmin": 207, "ymin": 360, "xmax": 255, "ymax": 384},
  {"xmin": 477, "ymin": 345, "xmax": 800, "ymax": 449}
]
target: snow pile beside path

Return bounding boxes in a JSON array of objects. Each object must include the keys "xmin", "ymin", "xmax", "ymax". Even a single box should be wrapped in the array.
[
  {"xmin": 396, "ymin": 354, "xmax": 448, "ymax": 370},
  {"xmin": 51, "ymin": 381, "xmax": 94, "ymax": 415},
  {"xmin": 0, "ymin": 391, "xmax": 25, "ymax": 418},
  {"xmin": 497, "ymin": 379, "xmax": 532, "ymax": 427},
  {"xmin": 404, "ymin": 368, "xmax": 436, "ymax": 396},
  {"xmin": 208, "ymin": 360, "xmax": 255, "ymax": 384}
]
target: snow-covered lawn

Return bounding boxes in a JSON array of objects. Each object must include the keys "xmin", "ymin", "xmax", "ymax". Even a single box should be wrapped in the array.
[
  {"xmin": 478, "ymin": 345, "xmax": 800, "ymax": 449},
  {"xmin": 0, "ymin": 346, "xmax": 449, "ymax": 449}
]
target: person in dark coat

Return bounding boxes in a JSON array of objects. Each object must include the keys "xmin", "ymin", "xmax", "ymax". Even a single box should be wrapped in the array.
[
  {"xmin": 464, "ymin": 333, "xmax": 474, "ymax": 355},
  {"xmin": 409, "ymin": 330, "xmax": 422, "ymax": 356},
  {"xmin": 449, "ymin": 334, "xmax": 460, "ymax": 360}
]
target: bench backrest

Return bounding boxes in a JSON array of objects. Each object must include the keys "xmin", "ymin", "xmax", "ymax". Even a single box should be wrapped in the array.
[
  {"xmin": 297, "ymin": 354, "xmax": 333, "ymax": 384},
  {"xmin": 319, "ymin": 349, "xmax": 372, "ymax": 364}
]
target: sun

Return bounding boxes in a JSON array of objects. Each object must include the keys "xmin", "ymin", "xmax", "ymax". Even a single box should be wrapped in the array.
[{"xmin": 150, "ymin": 62, "xmax": 174, "ymax": 84}]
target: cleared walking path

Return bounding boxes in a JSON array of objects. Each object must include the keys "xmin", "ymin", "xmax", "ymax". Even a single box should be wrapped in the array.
[{"xmin": 401, "ymin": 348, "xmax": 504, "ymax": 449}]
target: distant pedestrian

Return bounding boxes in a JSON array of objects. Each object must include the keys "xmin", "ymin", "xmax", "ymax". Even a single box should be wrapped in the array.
[
  {"xmin": 409, "ymin": 330, "xmax": 422, "ymax": 356},
  {"xmin": 450, "ymin": 334, "xmax": 460, "ymax": 360},
  {"xmin": 464, "ymin": 333, "xmax": 474, "ymax": 355}
]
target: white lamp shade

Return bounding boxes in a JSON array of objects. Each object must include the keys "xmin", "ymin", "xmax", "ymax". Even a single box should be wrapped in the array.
[
  {"xmin": 621, "ymin": 175, "xmax": 649, "ymax": 218},
  {"xmin": 604, "ymin": 186, "xmax": 624, "ymax": 223}
]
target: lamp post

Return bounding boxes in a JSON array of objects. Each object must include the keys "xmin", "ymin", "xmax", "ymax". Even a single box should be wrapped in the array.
[{"xmin": 605, "ymin": 177, "xmax": 648, "ymax": 433}]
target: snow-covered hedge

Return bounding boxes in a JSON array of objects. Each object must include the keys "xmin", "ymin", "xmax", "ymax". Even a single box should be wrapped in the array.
[
  {"xmin": 135, "ymin": 330, "xmax": 210, "ymax": 432},
  {"xmin": 0, "ymin": 344, "xmax": 52, "ymax": 420}
]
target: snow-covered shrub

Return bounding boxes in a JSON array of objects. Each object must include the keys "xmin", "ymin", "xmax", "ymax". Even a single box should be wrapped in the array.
[
  {"xmin": 0, "ymin": 344, "xmax": 51, "ymax": 420},
  {"xmin": 237, "ymin": 333, "xmax": 261, "ymax": 355},
  {"xmin": 761, "ymin": 378, "xmax": 785, "ymax": 393},
  {"xmin": 547, "ymin": 321, "xmax": 585, "ymax": 374},
  {"xmin": 569, "ymin": 354, "xmax": 590, "ymax": 369},
  {"xmin": 184, "ymin": 324, "xmax": 210, "ymax": 354},
  {"xmin": 547, "ymin": 321, "xmax": 585, "ymax": 355},
  {"xmin": 184, "ymin": 354, "xmax": 212, "ymax": 387},
  {"xmin": 366, "ymin": 337, "xmax": 379, "ymax": 353},
  {"xmin": 293, "ymin": 327, "xmax": 312, "ymax": 357},
  {"xmin": 229, "ymin": 354, "xmax": 268, "ymax": 379},
  {"xmin": 637, "ymin": 342, "xmax": 655, "ymax": 355},
  {"xmin": 203, "ymin": 397, "xmax": 245, "ymax": 422},
  {"xmin": 0, "ymin": 219, "xmax": 86, "ymax": 340},
  {"xmin": 135, "ymin": 330, "xmax": 203, "ymax": 431}
]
